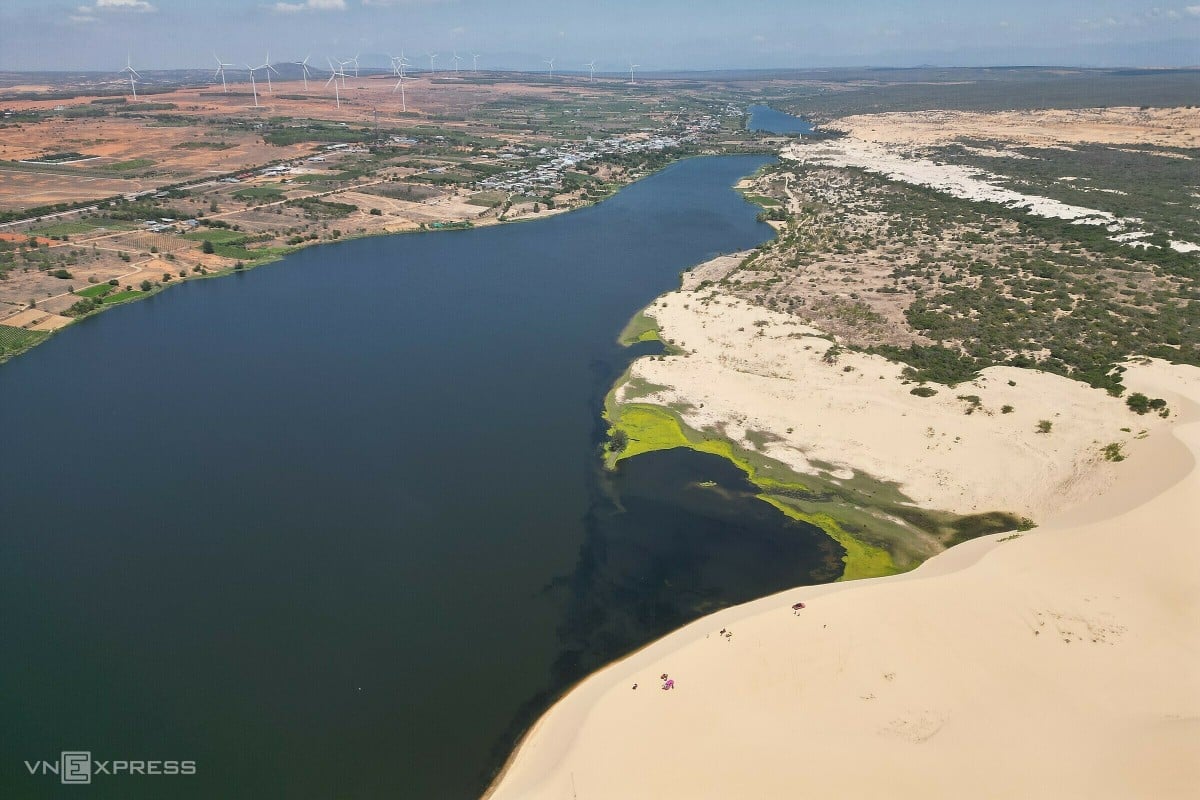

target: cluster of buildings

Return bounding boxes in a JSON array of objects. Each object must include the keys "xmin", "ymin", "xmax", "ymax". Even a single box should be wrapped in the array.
[{"xmin": 475, "ymin": 124, "xmax": 709, "ymax": 195}]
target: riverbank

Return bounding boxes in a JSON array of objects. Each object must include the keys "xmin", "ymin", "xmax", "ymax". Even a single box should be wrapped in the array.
[
  {"xmin": 486, "ymin": 357, "xmax": 1200, "ymax": 799},
  {"xmin": 0, "ymin": 147, "xmax": 772, "ymax": 366}
]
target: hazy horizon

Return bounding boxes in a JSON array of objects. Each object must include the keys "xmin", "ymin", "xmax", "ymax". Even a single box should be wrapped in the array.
[{"xmin": 1, "ymin": 0, "xmax": 1198, "ymax": 73}]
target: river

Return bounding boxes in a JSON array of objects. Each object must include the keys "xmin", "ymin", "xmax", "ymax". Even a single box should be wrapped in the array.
[{"xmin": 0, "ymin": 155, "xmax": 842, "ymax": 798}]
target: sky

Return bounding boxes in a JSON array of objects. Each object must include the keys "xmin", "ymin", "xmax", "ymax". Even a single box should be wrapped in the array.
[{"xmin": 0, "ymin": 0, "xmax": 1197, "ymax": 73}]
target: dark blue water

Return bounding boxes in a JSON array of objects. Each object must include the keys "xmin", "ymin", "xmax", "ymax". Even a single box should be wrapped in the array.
[
  {"xmin": 0, "ymin": 156, "xmax": 841, "ymax": 799},
  {"xmin": 748, "ymin": 104, "xmax": 815, "ymax": 135}
]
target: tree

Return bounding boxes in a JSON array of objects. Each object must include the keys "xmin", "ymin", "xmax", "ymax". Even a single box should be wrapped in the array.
[
  {"xmin": 140, "ymin": 279, "xmax": 152, "ymax": 291},
  {"xmin": 201, "ymin": 240, "xmax": 215, "ymax": 254}
]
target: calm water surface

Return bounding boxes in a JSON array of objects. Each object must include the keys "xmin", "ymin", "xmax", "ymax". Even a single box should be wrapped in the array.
[
  {"xmin": 0, "ymin": 156, "xmax": 841, "ymax": 798},
  {"xmin": 747, "ymin": 104, "xmax": 816, "ymax": 135}
]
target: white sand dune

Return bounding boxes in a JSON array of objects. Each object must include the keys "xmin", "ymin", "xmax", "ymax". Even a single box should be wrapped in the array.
[
  {"xmin": 618, "ymin": 291, "xmax": 1165, "ymax": 521},
  {"xmin": 785, "ymin": 138, "xmax": 1117, "ymax": 225},
  {"xmin": 486, "ymin": 360, "xmax": 1200, "ymax": 800}
]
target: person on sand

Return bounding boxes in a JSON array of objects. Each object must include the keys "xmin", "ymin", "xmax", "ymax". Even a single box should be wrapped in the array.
[{"xmin": 632, "ymin": 683, "xmax": 638, "ymax": 690}]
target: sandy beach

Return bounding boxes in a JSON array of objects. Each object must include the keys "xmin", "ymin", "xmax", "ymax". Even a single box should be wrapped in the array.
[{"xmin": 486, "ymin": 359, "xmax": 1200, "ymax": 799}]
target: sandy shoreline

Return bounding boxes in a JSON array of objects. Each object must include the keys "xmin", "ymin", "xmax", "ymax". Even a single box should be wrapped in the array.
[{"xmin": 486, "ymin": 358, "xmax": 1200, "ymax": 799}]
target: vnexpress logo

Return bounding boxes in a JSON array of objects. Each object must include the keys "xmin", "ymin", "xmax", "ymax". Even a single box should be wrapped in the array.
[{"xmin": 25, "ymin": 751, "xmax": 196, "ymax": 784}]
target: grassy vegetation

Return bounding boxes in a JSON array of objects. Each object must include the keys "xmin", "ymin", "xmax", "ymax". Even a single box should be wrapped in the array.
[
  {"xmin": 284, "ymin": 197, "xmax": 357, "ymax": 217},
  {"xmin": 171, "ymin": 141, "xmax": 233, "ymax": 150},
  {"xmin": 181, "ymin": 229, "xmax": 247, "ymax": 244},
  {"xmin": 74, "ymin": 283, "xmax": 113, "ymax": 298},
  {"xmin": 232, "ymin": 186, "xmax": 285, "ymax": 203},
  {"xmin": 742, "ymin": 193, "xmax": 781, "ymax": 207},
  {"xmin": 739, "ymin": 162, "xmax": 1200, "ymax": 395},
  {"xmin": 0, "ymin": 326, "xmax": 49, "ymax": 362},
  {"xmin": 466, "ymin": 190, "xmax": 508, "ymax": 207},
  {"xmin": 30, "ymin": 221, "xmax": 106, "ymax": 236},
  {"xmin": 24, "ymin": 151, "xmax": 91, "ymax": 163},
  {"xmin": 101, "ymin": 158, "xmax": 155, "ymax": 172},
  {"xmin": 930, "ymin": 141, "xmax": 1200, "ymax": 243}
]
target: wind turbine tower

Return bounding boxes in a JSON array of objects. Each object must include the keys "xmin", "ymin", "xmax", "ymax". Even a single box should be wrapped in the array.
[
  {"xmin": 393, "ymin": 74, "xmax": 407, "ymax": 112},
  {"xmin": 428, "ymin": 53, "xmax": 438, "ymax": 73},
  {"xmin": 245, "ymin": 62, "xmax": 261, "ymax": 107},
  {"xmin": 544, "ymin": 57, "xmax": 555, "ymax": 79},
  {"xmin": 256, "ymin": 53, "xmax": 279, "ymax": 95},
  {"xmin": 326, "ymin": 58, "xmax": 346, "ymax": 109},
  {"xmin": 452, "ymin": 52, "xmax": 462, "ymax": 74},
  {"xmin": 121, "ymin": 54, "xmax": 141, "ymax": 100},
  {"xmin": 212, "ymin": 54, "xmax": 234, "ymax": 92},
  {"xmin": 294, "ymin": 55, "xmax": 313, "ymax": 91},
  {"xmin": 586, "ymin": 60, "xmax": 596, "ymax": 82},
  {"xmin": 472, "ymin": 53, "xmax": 480, "ymax": 73},
  {"xmin": 628, "ymin": 63, "xmax": 639, "ymax": 85}
]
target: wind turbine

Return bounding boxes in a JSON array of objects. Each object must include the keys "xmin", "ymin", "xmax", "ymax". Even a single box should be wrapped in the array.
[
  {"xmin": 586, "ymin": 60, "xmax": 596, "ymax": 82},
  {"xmin": 399, "ymin": 54, "xmax": 411, "ymax": 77},
  {"xmin": 544, "ymin": 57, "xmax": 555, "ymax": 79},
  {"xmin": 212, "ymin": 53, "xmax": 233, "ymax": 92},
  {"xmin": 628, "ymin": 63, "xmax": 639, "ymax": 85},
  {"xmin": 350, "ymin": 53, "xmax": 361, "ymax": 78},
  {"xmin": 427, "ymin": 52, "xmax": 438, "ymax": 72},
  {"xmin": 255, "ymin": 52, "xmax": 279, "ymax": 95},
  {"xmin": 336, "ymin": 58, "xmax": 353, "ymax": 87},
  {"xmin": 121, "ymin": 54, "xmax": 141, "ymax": 100},
  {"xmin": 472, "ymin": 53, "xmax": 480, "ymax": 73},
  {"xmin": 392, "ymin": 74, "xmax": 407, "ymax": 112},
  {"xmin": 245, "ymin": 62, "xmax": 261, "ymax": 107},
  {"xmin": 452, "ymin": 52, "xmax": 462, "ymax": 74},
  {"xmin": 325, "ymin": 58, "xmax": 345, "ymax": 109},
  {"xmin": 294, "ymin": 54, "xmax": 313, "ymax": 91}
]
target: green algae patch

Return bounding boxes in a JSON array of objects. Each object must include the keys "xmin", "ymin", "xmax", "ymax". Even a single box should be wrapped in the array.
[
  {"xmin": 602, "ymin": 300, "xmax": 1030, "ymax": 582},
  {"xmin": 604, "ymin": 401, "xmax": 898, "ymax": 580},
  {"xmin": 758, "ymin": 496, "xmax": 899, "ymax": 581},
  {"xmin": 617, "ymin": 309, "xmax": 663, "ymax": 346}
]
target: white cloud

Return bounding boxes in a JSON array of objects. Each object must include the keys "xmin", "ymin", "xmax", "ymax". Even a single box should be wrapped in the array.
[
  {"xmin": 1186, "ymin": 5, "xmax": 1200, "ymax": 16},
  {"xmin": 272, "ymin": 0, "xmax": 346, "ymax": 12},
  {"xmin": 69, "ymin": 0, "xmax": 155, "ymax": 22},
  {"xmin": 96, "ymin": 0, "xmax": 157, "ymax": 10}
]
